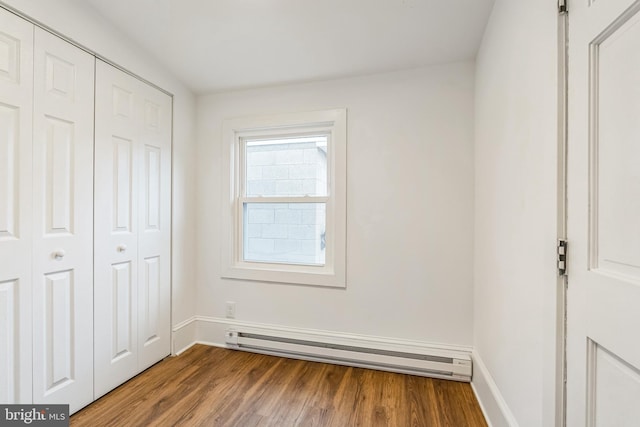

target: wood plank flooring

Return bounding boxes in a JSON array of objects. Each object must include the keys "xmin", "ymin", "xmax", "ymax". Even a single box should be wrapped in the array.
[{"xmin": 71, "ymin": 345, "xmax": 487, "ymax": 427}]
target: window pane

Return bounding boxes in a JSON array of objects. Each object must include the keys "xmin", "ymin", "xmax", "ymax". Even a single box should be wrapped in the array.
[
  {"xmin": 243, "ymin": 202, "xmax": 326, "ymax": 266},
  {"xmin": 245, "ymin": 136, "xmax": 328, "ymax": 197}
]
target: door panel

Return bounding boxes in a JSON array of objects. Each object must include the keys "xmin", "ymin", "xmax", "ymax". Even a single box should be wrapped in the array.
[
  {"xmin": 94, "ymin": 61, "xmax": 140, "ymax": 398},
  {"xmin": 567, "ymin": 0, "xmax": 640, "ymax": 425},
  {"xmin": 141, "ymin": 256, "xmax": 160, "ymax": 346},
  {"xmin": 112, "ymin": 261, "xmax": 135, "ymax": 361},
  {"xmin": 44, "ymin": 116, "xmax": 74, "ymax": 235},
  {"xmin": 95, "ymin": 59, "xmax": 171, "ymax": 397},
  {"xmin": 0, "ymin": 7, "xmax": 33, "ymax": 405},
  {"xmin": 32, "ymin": 27, "xmax": 94, "ymax": 412},
  {"xmin": 144, "ymin": 145, "xmax": 161, "ymax": 230},
  {"xmin": 587, "ymin": 341, "xmax": 640, "ymax": 426},
  {"xmin": 45, "ymin": 53, "xmax": 76, "ymax": 100},
  {"xmin": 43, "ymin": 270, "xmax": 74, "ymax": 392},
  {"xmin": 0, "ymin": 31, "xmax": 21, "ymax": 84},
  {"xmin": 137, "ymin": 83, "xmax": 171, "ymax": 370},
  {"xmin": 113, "ymin": 136, "xmax": 134, "ymax": 232},
  {"xmin": 0, "ymin": 104, "xmax": 20, "ymax": 239},
  {"xmin": 592, "ymin": 7, "xmax": 640, "ymax": 280},
  {"xmin": 0, "ymin": 279, "xmax": 20, "ymax": 403}
]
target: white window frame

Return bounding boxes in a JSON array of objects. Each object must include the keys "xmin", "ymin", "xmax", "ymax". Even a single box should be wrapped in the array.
[{"xmin": 221, "ymin": 109, "xmax": 347, "ymax": 288}]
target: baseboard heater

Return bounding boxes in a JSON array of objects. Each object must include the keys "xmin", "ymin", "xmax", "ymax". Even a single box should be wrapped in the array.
[{"xmin": 225, "ymin": 328, "xmax": 472, "ymax": 382}]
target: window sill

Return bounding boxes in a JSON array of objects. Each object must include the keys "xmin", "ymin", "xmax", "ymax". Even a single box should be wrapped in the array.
[{"xmin": 222, "ymin": 264, "xmax": 346, "ymax": 288}]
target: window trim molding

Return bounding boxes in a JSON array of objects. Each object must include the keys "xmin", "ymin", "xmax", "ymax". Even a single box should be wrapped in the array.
[{"xmin": 221, "ymin": 109, "xmax": 347, "ymax": 288}]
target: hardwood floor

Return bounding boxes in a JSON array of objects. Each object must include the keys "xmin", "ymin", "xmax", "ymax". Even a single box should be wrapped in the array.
[{"xmin": 71, "ymin": 345, "xmax": 487, "ymax": 427}]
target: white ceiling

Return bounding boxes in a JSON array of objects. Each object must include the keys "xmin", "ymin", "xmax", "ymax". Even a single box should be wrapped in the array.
[{"xmin": 83, "ymin": 0, "xmax": 495, "ymax": 94}]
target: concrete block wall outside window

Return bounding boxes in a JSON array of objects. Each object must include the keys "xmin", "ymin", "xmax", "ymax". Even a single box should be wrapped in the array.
[{"xmin": 244, "ymin": 139, "xmax": 327, "ymax": 265}]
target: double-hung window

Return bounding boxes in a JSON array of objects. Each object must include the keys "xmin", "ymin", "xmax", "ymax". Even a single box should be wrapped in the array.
[{"xmin": 222, "ymin": 109, "xmax": 347, "ymax": 287}]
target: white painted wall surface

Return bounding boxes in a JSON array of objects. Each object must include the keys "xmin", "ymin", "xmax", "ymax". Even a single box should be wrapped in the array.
[
  {"xmin": 197, "ymin": 63, "xmax": 475, "ymax": 346},
  {"xmin": 0, "ymin": 0, "xmax": 198, "ymax": 334},
  {"xmin": 473, "ymin": 1, "xmax": 558, "ymax": 426}
]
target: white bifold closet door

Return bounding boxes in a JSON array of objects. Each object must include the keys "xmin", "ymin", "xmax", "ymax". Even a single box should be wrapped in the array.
[
  {"xmin": 0, "ymin": 7, "xmax": 34, "ymax": 405},
  {"xmin": 94, "ymin": 59, "xmax": 171, "ymax": 398},
  {"xmin": 31, "ymin": 28, "xmax": 95, "ymax": 411}
]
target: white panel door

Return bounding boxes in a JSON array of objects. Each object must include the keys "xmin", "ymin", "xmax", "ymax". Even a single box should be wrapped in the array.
[
  {"xmin": 31, "ymin": 28, "xmax": 95, "ymax": 413},
  {"xmin": 567, "ymin": 0, "xmax": 640, "ymax": 425},
  {"xmin": 94, "ymin": 61, "xmax": 141, "ymax": 398},
  {"xmin": 137, "ymin": 80, "xmax": 171, "ymax": 370},
  {"xmin": 94, "ymin": 59, "xmax": 171, "ymax": 398},
  {"xmin": 0, "ymin": 7, "xmax": 33, "ymax": 405}
]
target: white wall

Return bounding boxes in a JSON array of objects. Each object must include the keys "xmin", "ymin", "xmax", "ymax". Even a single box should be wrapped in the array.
[
  {"xmin": 196, "ymin": 63, "xmax": 475, "ymax": 346},
  {"xmin": 0, "ymin": 0, "xmax": 198, "ymax": 335},
  {"xmin": 473, "ymin": 1, "xmax": 559, "ymax": 426}
]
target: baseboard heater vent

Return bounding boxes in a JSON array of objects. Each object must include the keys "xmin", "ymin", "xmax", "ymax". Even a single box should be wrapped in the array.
[{"xmin": 225, "ymin": 328, "xmax": 471, "ymax": 382}]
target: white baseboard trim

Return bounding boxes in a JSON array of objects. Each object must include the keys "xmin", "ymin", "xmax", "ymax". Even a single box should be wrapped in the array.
[
  {"xmin": 172, "ymin": 316, "xmax": 198, "ymax": 355},
  {"xmin": 199, "ymin": 316, "xmax": 470, "ymax": 350},
  {"xmin": 471, "ymin": 350, "xmax": 519, "ymax": 427},
  {"xmin": 172, "ymin": 315, "xmax": 473, "ymax": 365}
]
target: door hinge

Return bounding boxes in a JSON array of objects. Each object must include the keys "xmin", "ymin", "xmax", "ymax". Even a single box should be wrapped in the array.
[
  {"xmin": 558, "ymin": 239, "xmax": 568, "ymax": 276},
  {"xmin": 559, "ymin": 0, "xmax": 567, "ymax": 14}
]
